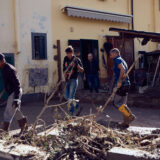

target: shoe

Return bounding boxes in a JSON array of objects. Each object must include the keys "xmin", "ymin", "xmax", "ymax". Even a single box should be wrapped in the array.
[
  {"xmin": 17, "ymin": 117, "xmax": 28, "ymax": 134},
  {"xmin": 118, "ymin": 104, "xmax": 136, "ymax": 127},
  {"xmin": 67, "ymin": 99, "xmax": 80, "ymax": 116},
  {"xmin": 67, "ymin": 99, "xmax": 73, "ymax": 116},
  {"xmin": 74, "ymin": 103, "xmax": 83, "ymax": 116},
  {"xmin": 118, "ymin": 114, "xmax": 136, "ymax": 129}
]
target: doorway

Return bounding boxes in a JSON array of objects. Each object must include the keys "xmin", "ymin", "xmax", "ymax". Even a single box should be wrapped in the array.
[
  {"xmin": 80, "ymin": 39, "xmax": 99, "ymax": 89},
  {"xmin": 106, "ymin": 37, "xmax": 134, "ymax": 83},
  {"xmin": 68, "ymin": 39, "xmax": 99, "ymax": 89}
]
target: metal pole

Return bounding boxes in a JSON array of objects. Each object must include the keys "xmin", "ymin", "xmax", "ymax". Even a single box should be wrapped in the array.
[{"xmin": 57, "ymin": 40, "xmax": 62, "ymax": 82}]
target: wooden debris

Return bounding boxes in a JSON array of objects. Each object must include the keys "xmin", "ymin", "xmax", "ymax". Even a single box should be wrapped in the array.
[
  {"xmin": 0, "ymin": 80, "xmax": 159, "ymax": 159},
  {"xmin": 0, "ymin": 116, "xmax": 159, "ymax": 159}
]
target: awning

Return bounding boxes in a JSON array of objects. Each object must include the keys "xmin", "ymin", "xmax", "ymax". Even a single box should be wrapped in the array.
[
  {"xmin": 109, "ymin": 27, "xmax": 160, "ymax": 44},
  {"xmin": 62, "ymin": 6, "xmax": 132, "ymax": 24}
]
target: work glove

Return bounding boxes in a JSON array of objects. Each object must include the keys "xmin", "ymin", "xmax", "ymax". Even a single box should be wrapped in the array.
[{"xmin": 12, "ymin": 99, "xmax": 21, "ymax": 108}]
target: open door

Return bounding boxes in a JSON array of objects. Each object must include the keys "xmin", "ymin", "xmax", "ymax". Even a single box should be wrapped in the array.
[
  {"xmin": 107, "ymin": 37, "xmax": 134, "ymax": 83},
  {"xmin": 92, "ymin": 40, "xmax": 99, "ymax": 65},
  {"xmin": 80, "ymin": 39, "xmax": 99, "ymax": 89},
  {"xmin": 68, "ymin": 39, "xmax": 99, "ymax": 89}
]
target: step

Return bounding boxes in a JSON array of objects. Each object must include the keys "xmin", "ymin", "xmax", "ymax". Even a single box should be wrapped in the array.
[
  {"xmin": 107, "ymin": 147, "xmax": 160, "ymax": 160},
  {"xmin": 0, "ymin": 139, "xmax": 48, "ymax": 160}
]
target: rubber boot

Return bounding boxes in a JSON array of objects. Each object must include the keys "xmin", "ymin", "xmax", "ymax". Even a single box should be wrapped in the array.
[
  {"xmin": 0, "ymin": 122, "xmax": 10, "ymax": 133},
  {"xmin": 118, "ymin": 104, "xmax": 136, "ymax": 128},
  {"xmin": 17, "ymin": 117, "xmax": 28, "ymax": 134}
]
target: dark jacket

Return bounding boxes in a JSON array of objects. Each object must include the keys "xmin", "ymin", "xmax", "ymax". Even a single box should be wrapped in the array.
[
  {"xmin": 85, "ymin": 59, "xmax": 99, "ymax": 75},
  {"xmin": 63, "ymin": 56, "xmax": 83, "ymax": 80},
  {"xmin": 1, "ymin": 63, "xmax": 21, "ymax": 99}
]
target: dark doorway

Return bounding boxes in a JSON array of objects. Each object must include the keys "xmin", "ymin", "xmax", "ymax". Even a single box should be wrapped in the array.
[
  {"xmin": 68, "ymin": 39, "xmax": 99, "ymax": 89},
  {"xmin": 80, "ymin": 39, "xmax": 99, "ymax": 89},
  {"xmin": 80, "ymin": 39, "xmax": 99, "ymax": 64}
]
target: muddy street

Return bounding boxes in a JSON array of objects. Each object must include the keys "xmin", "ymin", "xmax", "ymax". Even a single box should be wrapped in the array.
[{"xmin": 0, "ymin": 97, "xmax": 159, "ymax": 131}]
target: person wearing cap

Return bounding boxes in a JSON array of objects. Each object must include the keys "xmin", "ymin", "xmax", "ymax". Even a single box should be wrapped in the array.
[
  {"xmin": 63, "ymin": 46, "xmax": 84, "ymax": 115},
  {"xmin": 109, "ymin": 48, "xmax": 135, "ymax": 128},
  {"xmin": 0, "ymin": 53, "xmax": 28, "ymax": 133}
]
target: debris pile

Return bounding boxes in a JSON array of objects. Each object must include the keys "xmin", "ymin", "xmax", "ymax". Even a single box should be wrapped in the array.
[
  {"xmin": 1, "ymin": 115, "xmax": 159, "ymax": 160},
  {"xmin": 0, "ymin": 81, "xmax": 159, "ymax": 160}
]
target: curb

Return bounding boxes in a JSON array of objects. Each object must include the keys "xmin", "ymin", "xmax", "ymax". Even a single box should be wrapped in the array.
[{"xmin": 107, "ymin": 147, "xmax": 160, "ymax": 160}]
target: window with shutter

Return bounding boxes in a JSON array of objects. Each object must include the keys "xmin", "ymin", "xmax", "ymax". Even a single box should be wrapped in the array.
[{"xmin": 31, "ymin": 33, "xmax": 47, "ymax": 60}]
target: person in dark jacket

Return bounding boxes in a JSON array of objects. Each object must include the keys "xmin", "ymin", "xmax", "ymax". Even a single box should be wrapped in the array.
[
  {"xmin": 84, "ymin": 53, "xmax": 99, "ymax": 93},
  {"xmin": 0, "ymin": 53, "xmax": 28, "ymax": 133},
  {"xmin": 110, "ymin": 48, "xmax": 135, "ymax": 128}
]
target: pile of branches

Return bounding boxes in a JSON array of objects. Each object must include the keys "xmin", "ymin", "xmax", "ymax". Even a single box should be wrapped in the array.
[
  {"xmin": 2, "ymin": 115, "xmax": 158, "ymax": 160},
  {"xmin": 0, "ymin": 80, "xmax": 159, "ymax": 159},
  {"xmin": 43, "ymin": 119, "xmax": 160, "ymax": 160}
]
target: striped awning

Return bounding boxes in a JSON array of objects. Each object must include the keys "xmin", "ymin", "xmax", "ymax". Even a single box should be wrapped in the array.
[{"xmin": 62, "ymin": 6, "xmax": 132, "ymax": 24}]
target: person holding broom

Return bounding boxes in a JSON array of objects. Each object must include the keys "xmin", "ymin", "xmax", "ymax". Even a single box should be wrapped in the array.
[{"xmin": 109, "ymin": 48, "xmax": 136, "ymax": 128}]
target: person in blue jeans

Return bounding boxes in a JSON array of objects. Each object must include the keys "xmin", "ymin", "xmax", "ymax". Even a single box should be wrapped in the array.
[
  {"xmin": 63, "ymin": 46, "xmax": 84, "ymax": 115},
  {"xmin": 63, "ymin": 45, "xmax": 83, "ymax": 99},
  {"xmin": 84, "ymin": 53, "xmax": 99, "ymax": 93}
]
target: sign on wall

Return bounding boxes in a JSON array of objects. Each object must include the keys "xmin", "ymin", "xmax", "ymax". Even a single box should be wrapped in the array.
[{"xmin": 29, "ymin": 68, "xmax": 48, "ymax": 87}]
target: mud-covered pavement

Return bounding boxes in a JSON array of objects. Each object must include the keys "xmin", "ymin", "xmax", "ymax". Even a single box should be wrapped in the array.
[
  {"xmin": 0, "ymin": 91, "xmax": 159, "ymax": 131},
  {"xmin": 0, "ymin": 89, "xmax": 160, "ymax": 160}
]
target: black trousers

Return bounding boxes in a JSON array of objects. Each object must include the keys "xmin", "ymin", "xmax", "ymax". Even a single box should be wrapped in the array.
[{"xmin": 114, "ymin": 85, "xmax": 130, "ymax": 108}]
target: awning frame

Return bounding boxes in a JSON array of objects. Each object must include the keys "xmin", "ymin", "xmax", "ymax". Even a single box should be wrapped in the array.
[{"xmin": 62, "ymin": 5, "xmax": 133, "ymax": 24}]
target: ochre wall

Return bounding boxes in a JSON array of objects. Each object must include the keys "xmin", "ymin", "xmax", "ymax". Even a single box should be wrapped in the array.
[
  {"xmin": 0, "ymin": 0, "xmax": 15, "ymax": 53},
  {"xmin": 134, "ymin": 0, "xmax": 157, "ymax": 66},
  {"xmin": 51, "ymin": 0, "xmax": 129, "ymax": 81},
  {"xmin": 0, "ymin": 0, "xmax": 159, "ymax": 93}
]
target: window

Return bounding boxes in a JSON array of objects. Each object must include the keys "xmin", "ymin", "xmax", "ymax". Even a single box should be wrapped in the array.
[{"xmin": 31, "ymin": 33, "xmax": 47, "ymax": 60}]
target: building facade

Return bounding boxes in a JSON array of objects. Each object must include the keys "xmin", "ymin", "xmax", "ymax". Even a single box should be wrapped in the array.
[{"xmin": 0, "ymin": 0, "xmax": 159, "ymax": 96}]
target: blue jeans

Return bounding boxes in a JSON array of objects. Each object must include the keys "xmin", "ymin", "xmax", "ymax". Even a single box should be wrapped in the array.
[
  {"xmin": 86, "ymin": 74, "xmax": 98, "ymax": 92},
  {"xmin": 64, "ymin": 79, "xmax": 78, "ymax": 100}
]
